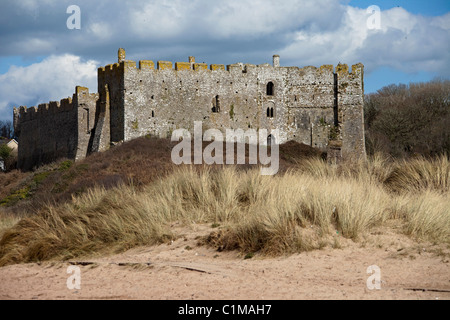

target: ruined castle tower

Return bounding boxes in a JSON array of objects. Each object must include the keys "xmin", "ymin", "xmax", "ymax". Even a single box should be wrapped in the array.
[{"xmin": 13, "ymin": 49, "xmax": 366, "ymax": 170}]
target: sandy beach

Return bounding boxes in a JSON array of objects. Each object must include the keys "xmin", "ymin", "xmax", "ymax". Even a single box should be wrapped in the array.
[{"xmin": 1, "ymin": 225, "xmax": 448, "ymax": 300}]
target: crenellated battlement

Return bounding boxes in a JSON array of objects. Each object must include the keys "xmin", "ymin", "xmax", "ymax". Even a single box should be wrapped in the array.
[
  {"xmin": 14, "ymin": 86, "xmax": 97, "ymax": 125},
  {"xmin": 139, "ymin": 60, "xmax": 155, "ymax": 70},
  {"xmin": 210, "ymin": 64, "xmax": 225, "ymax": 71},
  {"xmin": 175, "ymin": 62, "xmax": 190, "ymax": 71},
  {"xmin": 336, "ymin": 63, "xmax": 364, "ymax": 78},
  {"xmin": 96, "ymin": 49, "xmax": 357, "ymax": 78},
  {"xmin": 15, "ymin": 97, "xmax": 73, "ymax": 123}
]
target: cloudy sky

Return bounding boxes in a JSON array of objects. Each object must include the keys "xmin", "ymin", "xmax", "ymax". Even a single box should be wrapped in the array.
[{"xmin": 0, "ymin": 0, "xmax": 449, "ymax": 121}]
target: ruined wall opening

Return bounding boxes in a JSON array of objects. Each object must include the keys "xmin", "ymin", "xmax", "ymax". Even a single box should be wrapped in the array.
[
  {"xmin": 267, "ymin": 134, "xmax": 275, "ymax": 146},
  {"xmin": 267, "ymin": 82, "xmax": 274, "ymax": 96},
  {"xmin": 83, "ymin": 108, "xmax": 90, "ymax": 134},
  {"xmin": 212, "ymin": 95, "xmax": 220, "ymax": 113},
  {"xmin": 333, "ymin": 73, "xmax": 339, "ymax": 127}
]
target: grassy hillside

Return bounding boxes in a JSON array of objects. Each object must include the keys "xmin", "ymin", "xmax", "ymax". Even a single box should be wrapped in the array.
[
  {"xmin": 0, "ymin": 137, "xmax": 323, "ymax": 213},
  {"xmin": 0, "ymin": 137, "xmax": 448, "ymax": 266}
]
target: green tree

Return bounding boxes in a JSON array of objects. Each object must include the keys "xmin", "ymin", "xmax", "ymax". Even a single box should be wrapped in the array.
[
  {"xmin": 0, "ymin": 144, "xmax": 15, "ymax": 171},
  {"xmin": 0, "ymin": 144, "xmax": 12, "ymax": 161}
]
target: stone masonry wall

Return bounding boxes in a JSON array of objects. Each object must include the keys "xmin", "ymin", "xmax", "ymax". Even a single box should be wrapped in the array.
[
  {"xmin": 14, "ymin": 86, "xmax": 98, "ymax": 170},
  {"xmin": 111, "ymin": 53, "xmax": 346, "ymax": 153},
  {"xmin": 336, "ymin": 63, "xmax": 366, "ymax": 161}
]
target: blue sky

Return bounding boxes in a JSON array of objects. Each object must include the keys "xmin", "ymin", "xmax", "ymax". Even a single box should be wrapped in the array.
[
  {"xmin": 349, "ymin": 0, "xmax": 450, "ymax": 16},
  {"xmin": 0, "ymin": 0, "xmax": 449, "ymax": 121}
]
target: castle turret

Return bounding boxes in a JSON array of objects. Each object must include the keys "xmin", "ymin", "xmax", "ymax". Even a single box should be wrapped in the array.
[{"xmin": 13, "ymin": 107, "xmax": 20, "ymax": 138}]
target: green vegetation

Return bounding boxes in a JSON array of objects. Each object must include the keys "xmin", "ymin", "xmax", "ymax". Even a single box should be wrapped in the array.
[
  {"xmin": 53, "ymin": 163, "xmax": 89, "ymax": 193},
  {"xmin": 0, "ymin": 144, "xmax": 12, "ymax": 161},
  {"xmin": 0, "ymin": 171, "xmax": 51, "ymax": 207},
  {"xmin": 59, "ymin": 160, "xmax": 73, "ymax": 171},
  {"xmin": 0, "ymin": 187, "xmax": 31, "ymax": 207},
  {"xmin": 328, "ymin": 126, "xmax": 339, "ymax": 140},
  {"xmin": 132, "ymin": 120, "xmax": 139, "ymax": 130}
]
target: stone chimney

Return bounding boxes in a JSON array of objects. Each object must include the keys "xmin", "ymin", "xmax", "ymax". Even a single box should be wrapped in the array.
[
  {"xmin": 273, "ymin": 55, "xmax": 280, "ymax": 68},
  {"xmin": 118, "ymin": 48, "xmax": 126, "ymax": 63},
  {"xmin": 189, "ymin": 56, "xmax": 195, "ymax": 69}
]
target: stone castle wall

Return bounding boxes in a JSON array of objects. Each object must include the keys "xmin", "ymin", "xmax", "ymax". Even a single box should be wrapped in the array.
[
  {"xmin": 14, "ymin": 87, "xmax": 98, "ymax": 170},
  {"xmin": 14, "ymin": 49, "xmax": 366, "ymax": 170}
]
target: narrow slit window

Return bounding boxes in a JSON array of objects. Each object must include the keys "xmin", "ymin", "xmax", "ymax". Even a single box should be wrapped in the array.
[
  {"xmin": 84, "ymin": 108, "xmax": 90, "ymax": 133},
  {"xmin": 212, "ymin": 95, "xmax": 220, "ymax": 113}
]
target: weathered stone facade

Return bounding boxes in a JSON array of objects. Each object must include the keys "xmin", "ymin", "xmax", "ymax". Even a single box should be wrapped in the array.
[{"xmin": 14, "ymin": 49, "xmax": 366, "ymax": 170}]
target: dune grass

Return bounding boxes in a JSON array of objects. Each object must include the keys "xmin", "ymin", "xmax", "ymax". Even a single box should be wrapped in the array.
[
  {"xmin": 385, "ymin": 155, "xmax": 450, "ymax": 194},
  {"xmin": 0, "ymin": 154, "xmax": 449, "ymax": 266},
  {"xmin": 0, "ymin": 211, "xmax": 21, "ymax": 239}
]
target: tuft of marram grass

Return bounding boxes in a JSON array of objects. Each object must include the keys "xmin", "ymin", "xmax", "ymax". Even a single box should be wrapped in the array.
[
  {"xmin": 0, "ymin": 211, "xmax": 21, "ymax": 239},
  {"xmin": 385, "ymin": 154, "xmax": 449, "ymax": 194},
  {"xmin": 395, "ymin": 191, "xmax": 450, "ymax": 243}
]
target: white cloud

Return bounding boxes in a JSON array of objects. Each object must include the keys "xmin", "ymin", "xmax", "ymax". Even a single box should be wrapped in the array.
[
  {"xmin": 279, "ymin": 5, "xmax": 450, "ymax": 74},
  {"xmin": 14, "ymin": 0, "xmax": 58, "ymax": 17},
  {"xmin": 128, "ymin": 0, "xmax": 344, "ymax": 39},
  {"xmin": 2, "ymin": 0, "xmax": 448, "ymax": 74},
  {"xmin": 9, "ymin": 38, "xmax": 56, "ymax": 56},
  {"xmin": 0, "ymin": 54, "xmax": 98, "ymax": 120},
  {"xmin": 88, "ymin": 22, "xmax": 113, "ymax": 40}
]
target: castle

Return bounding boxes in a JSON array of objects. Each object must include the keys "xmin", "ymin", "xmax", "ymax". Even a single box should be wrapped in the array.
[{"xmin": 13, "ymin": 49, "xmax": 366, "ymax": 170}]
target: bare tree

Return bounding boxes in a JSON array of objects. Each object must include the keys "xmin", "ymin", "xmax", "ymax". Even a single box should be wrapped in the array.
[
  {"xmin": 364, "ymin": 79, "xmax": 450, "ymax": 158},
  {"xmin": 0, "ymin": 120, "xmax": 14, "ymax": 139}
]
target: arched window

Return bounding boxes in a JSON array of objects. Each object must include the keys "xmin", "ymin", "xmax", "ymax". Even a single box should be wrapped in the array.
[
  {"xmin": 267, "ymin": 82, "xmax": 274, "ymax": 96},
  {"xmin": 266, "ymin": 107, "xmax": 274, "ymax": 118}
]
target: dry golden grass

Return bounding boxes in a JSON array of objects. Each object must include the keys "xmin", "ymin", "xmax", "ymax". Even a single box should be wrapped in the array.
[
  {"xmin": 0, "ymin": 210, "xmax": 21, "ymax": 239},
  {"xmin": 0, "ymin": 151, "xmax": 449, "ymax": 267},
  {"xmin": 385, "ymin": 155, "xmax": 450, "ymax": 194}
]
